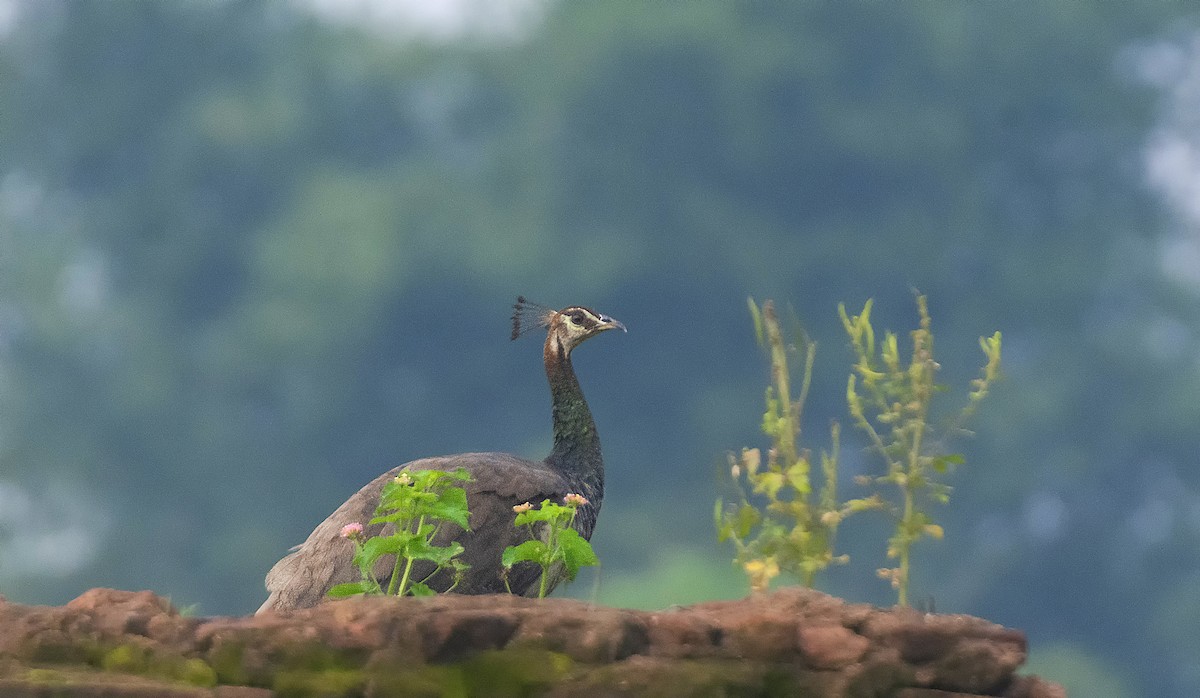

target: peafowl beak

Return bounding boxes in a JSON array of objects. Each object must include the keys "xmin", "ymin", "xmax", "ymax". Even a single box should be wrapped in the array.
[{"xmin": 598, "ymin": 315, "xmax": 627, "ymax": 333}]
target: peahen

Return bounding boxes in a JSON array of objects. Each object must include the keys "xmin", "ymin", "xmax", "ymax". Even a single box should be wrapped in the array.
[{"xmin": 256, "ymin": 297, "xmax": 624, "ymax": 613}]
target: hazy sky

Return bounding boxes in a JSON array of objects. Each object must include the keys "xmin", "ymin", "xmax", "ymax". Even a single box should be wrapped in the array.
[
  {"xmin": 300, "ymin": 0, "xmax": 545, "ymax": 41},
  {"xmin": 1138, "ymin": 35, "xmax": 1200, "ymax": 288}
]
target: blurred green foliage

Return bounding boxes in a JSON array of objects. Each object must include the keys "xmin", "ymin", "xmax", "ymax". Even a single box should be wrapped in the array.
[
  {"xmin": 1025, "ymin": 643, "xmax": 1137, "ymax": 698},
  {"xmin": 0, "ymin": 1, "xmax": 1198, "ymax": 695}
]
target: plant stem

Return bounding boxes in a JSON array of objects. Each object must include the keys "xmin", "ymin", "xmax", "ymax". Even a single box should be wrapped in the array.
[
  {"xmin": 763, "ymin": 302, "xmax": 796, "ymax": 467},
  {"xmin": 899, "ymin": 487, "xmax": 913, "ymax": 607},
  {"xmin": 545, "ymin": 514, "xmax": 565, "ymax": 598},
  {"xmin": 389, "ymin": 514, "xmax": 425, "ymax": 596},
  {"xmin": 387, "ymin": 553, "xmax": 403, "ymax": 596}
]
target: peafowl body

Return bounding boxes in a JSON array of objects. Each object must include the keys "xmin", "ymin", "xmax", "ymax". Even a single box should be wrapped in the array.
[{"xmin": 257, "ymin": 298, "xmax": 624, "ymax": 613}]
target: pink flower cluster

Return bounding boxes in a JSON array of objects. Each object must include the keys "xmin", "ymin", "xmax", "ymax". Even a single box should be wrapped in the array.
[{"xmin": 340, "ymin": 522, "xmax": 364, "ymax": 539}]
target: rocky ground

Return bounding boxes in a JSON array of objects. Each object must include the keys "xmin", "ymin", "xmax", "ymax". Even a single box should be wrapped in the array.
[{"xmin": 0, "ymin": 586, "xmax": 1064, "ymax": 697}]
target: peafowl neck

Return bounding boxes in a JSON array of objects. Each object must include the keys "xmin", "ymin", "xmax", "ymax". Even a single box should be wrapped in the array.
[{"xmin": 543, "ymin": 335, "xmax": 604, "ymax": 497}]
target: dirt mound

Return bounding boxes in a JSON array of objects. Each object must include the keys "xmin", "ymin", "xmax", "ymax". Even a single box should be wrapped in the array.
[{"xmin": 0, "ymin": 587, "xmax": 1063, "ymax": 697}]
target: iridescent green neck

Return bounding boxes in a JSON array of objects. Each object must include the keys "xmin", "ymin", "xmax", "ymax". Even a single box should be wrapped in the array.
[{"xmin": 543, "ymin": 335, "xmax": 604, "ymax": 490}]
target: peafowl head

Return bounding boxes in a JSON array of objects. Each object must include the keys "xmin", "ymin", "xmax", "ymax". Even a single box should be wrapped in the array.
[{"xmin": 512, "ymin": 296, "xmax": 626, "ymax": 356}]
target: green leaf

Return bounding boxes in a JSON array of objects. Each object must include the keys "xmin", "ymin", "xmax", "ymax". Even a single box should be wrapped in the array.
[
  {"xmin": 502, "ymin": 540, "xmax": 547, "ymax": 568},
  {"xmin": 328, "ymin": 582, "xmax": 370, "ymax": 598},
  {"xmin": 425, "ymin": 486, "xmax": 471, "ymax": 530},
  {"xmin": 931, "ymin": 453, "xmax": 965, "ymax": 473},
  {"xmin": 413, "ymin": 541, "xmax": 465, "ymax": 566},
  {"xmin": 734, "ymin": 502, "xmax": 760, "ymax": 538},
  {"xmin": 907, "ymin": 510, "xmax": 932, "ymax": 531},
  {"xmin": 407, "ymin": 469, "xmax": 442, "ymax": 489},
  {"xmin": 754, "ymin": 472, "xmax": 786, "ymax": 499},
  {"xmin": 355, "ymin": 533, "xmax": 411, "ymax": 568},
  {"xmin": 408, "ymin": 582, "xmax": 436, "ymax": 597},
  {"xmin": 514, "ymin": 500, "xmax": 571, "ymax": 527},
  {"xmin": 785, "ymin": 459, "xmax": 812, "ymax": 496},
  {"xmin": 369, "ymin": 512, "xmax": 414, "ymax": 525},
  {"xmin": 557, "ymin": 528, "xmax": 599, "ymax": 579},
  {"xmin": 378, "ymin": 475, "xmax": 433, "ymax": 507},
  {"xmin": 357, "ymin": 534, "xmax": 399, "ymax": 558},
  {"xmin": 377, "ymin": 484, "xmax": 434, "ymax": 515},
  {"xmin": 844, "ymin": 497, "xmax": 880, "ymax": 513},
  {"xmin": 512, "ymin": 510, "xmax": 538, "ymax": 527},
  {"xmin": 399, "ymin": 537, "xmax": 441, "ymax": 562}
]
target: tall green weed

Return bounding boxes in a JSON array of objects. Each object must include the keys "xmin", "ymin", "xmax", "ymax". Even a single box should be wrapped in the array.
[{"xmin": 718, "ymin": 295, "xmax": 1001, "ymax": 605}]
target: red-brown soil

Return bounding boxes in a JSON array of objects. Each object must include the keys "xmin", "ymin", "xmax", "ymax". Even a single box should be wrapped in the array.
[{"xmin": 0, "ymin": 587, "xmax": 1064, "ymax": 697}]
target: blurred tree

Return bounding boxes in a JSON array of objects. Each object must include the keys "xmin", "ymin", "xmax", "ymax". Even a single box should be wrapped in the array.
[{"xmin": 0, "ymin": 1, "xmax": 1197, "ymax": 694}]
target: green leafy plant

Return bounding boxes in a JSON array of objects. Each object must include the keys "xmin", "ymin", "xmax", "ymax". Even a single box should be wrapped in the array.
[
  {"xmin": 716, "ymin": 299, "xmax": 880, "ymax": 592},
  {"xmin": 841, "ymin": 295, "xmax": 1001, "ymax": 605},
  {"xmin": 502, "ymin": 493, "xmax": 599, "ymax": 598},
  {"xmin": 328, "ymin": 468, "xmax": 473, "ymax": 599}
]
